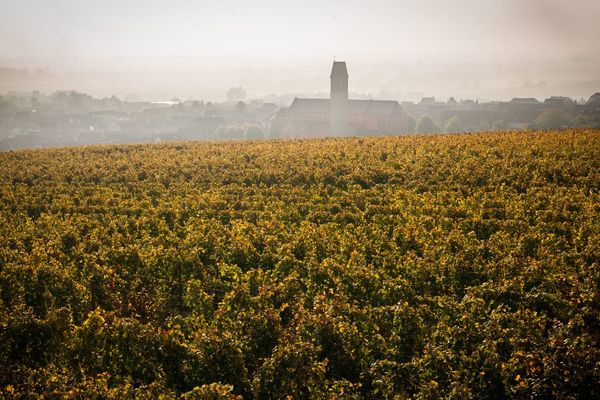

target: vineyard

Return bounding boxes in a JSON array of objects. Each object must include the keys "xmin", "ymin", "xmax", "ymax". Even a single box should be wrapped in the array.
[{"xmin": 0, "ymin": 129, "xmax": 599, "ymax": 399}]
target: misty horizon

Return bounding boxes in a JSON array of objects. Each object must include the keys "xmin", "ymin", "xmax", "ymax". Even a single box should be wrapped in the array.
[
  {"xmin": 2, "ymin": 59, "xmax": 600, "ymax": 104},
  {"xmin": 2, "ymin": 0, "xmax": 600, "ymax": 102}
]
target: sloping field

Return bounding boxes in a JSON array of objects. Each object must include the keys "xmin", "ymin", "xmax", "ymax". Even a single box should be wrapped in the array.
[{"xmin": 0, "ymin": 130, "xmax": 599, "ymax": 398}]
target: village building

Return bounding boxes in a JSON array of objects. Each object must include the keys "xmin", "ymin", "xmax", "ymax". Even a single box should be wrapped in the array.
[
  {"xmin": 270, "ymin": 62, "xmax": 408, "ymax": 137},
  {"xmin": 582, "ymin": 93, "xmax": 600, "ymax": 115}
]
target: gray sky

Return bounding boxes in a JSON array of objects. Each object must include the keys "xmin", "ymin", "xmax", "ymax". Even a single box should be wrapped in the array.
[{"xmin": 1, "ymin": 0, "xmax": 599, "ymax": 101}]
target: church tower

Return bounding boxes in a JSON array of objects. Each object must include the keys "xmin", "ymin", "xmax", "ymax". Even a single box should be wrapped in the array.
[{"xmin": 330, "ymin": 61, "xmax": 348, "ymax": 136}]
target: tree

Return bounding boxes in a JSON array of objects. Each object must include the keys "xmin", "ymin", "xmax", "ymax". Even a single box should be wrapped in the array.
[
  {"xmin": 244, "ymin": 124, "xmax": 264, "ymax": 139},
  {"xmin": 416, "ymin": 115, "xmax": 435, "ymax": 134},
  {"xmin": 235, "ymin": 101, "xmax": 246, "ymax": 115},
  {"xmin": 204, "ymin": 102, "xmax": 216, "ymax": 117},
  {"xmin": 30, "ymin": 96, "xmax": 40, "ymax": 109},
  {"xmin": 535, "ymin": 109, "xmax": 567, "ymax": 129},
  {"xmin": 444, "ymin": 116, "xmax": 463, "ymax": 133},
  {"xmin": 406, "ymin": 114, "xmax": 416, "ymax": 134},
  {"xmin": 216, "ymin": 125, "xmax": 245, "ymax": 139},
  {"xmin": 573, "ymin": 115, "xmax": 600, "ymax": 129},
  {"xmin": 479, "ymin": 120, "xmax": 491, "ymax": 131},
  {"xmin": 491, "ymin": 119, "xmax": 507, "ymax": 131}
]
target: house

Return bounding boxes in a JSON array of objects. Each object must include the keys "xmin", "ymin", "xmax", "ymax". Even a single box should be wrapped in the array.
[
  {"xmin": 544, "ymin": 96, "xmax": 573, "ymax": 108},
  {"xmin": 509, "ymin": 98, "xmax": 541, "ymax": 105},
  {"xmin": 582, "ymin": 93, "xmax": 600, "ymax": 115},
  {"xmin": 420, "ymin": 97, "xmax": 436, "ymax": 106}
]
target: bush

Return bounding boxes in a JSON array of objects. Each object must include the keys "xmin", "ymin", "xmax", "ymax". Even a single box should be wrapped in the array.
[
  {"xmin": 535, "ymin": 109, "xmax": 569, "ymax": 129},
  {"xmin": 491, "ymin": 119, "xmax": 507, "ymax": 131},
  {"xmin": 244, "ymin": 125, "xmax": 265, "ymax": 139},
  {"xmin": 416, "ymin": 115, "xmax": 435, "ymax": 134},
  {"xmin": 445, "ymin": 116, "xmax": 464, "ymax": 133},
  {"xmin": 406, "ymin": 114, "xmax": 417, "ymax": 133}
]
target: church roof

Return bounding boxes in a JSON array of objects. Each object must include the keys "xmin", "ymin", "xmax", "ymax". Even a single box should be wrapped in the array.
[
  {"xmin": 288, "ymin": 98, "xmax": 329, "ymax": 113},
  {"xmin": 354, "ymin": 99, "xmax": 402, "ymax": 115},
  {"xmin": 287, "ymin": 98, "xmax": 402, "ymax": 116},
  {"xmin": 330, "ymin": 61, "xmax": 349, "ymax": 78}
]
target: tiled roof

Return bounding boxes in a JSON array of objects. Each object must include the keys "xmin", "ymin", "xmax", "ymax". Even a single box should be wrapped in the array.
[
  {"xmin": 288, "ymin": 98, "xmax": 402, "ymax": 116},
  {"xmin": 587, "ymin": 93, "xmax": 600, "ymax": 105},
  {"xmin": 509, "ymin": 98, "xmax": 541, "ymax": 104},
  {"xmin": 288, "ymin": 98, "xmax": 329, "ymax": 113}
]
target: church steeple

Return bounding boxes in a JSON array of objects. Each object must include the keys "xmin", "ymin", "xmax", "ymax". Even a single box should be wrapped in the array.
[
  {"xmin": 330, "ymin": 61, "xmax": 348, "ymax": 99},
  {"xmin": 330, "ymin": 61, "xmax": 348, "ymax": 136}
]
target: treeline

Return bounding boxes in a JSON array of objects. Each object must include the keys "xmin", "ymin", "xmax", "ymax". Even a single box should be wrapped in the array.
[
  {"xmin": 406, "ymin": 111, "xmax": 600, "ymax": 135},
  {"xmin": 0, "ymin": 130, "xmax": 599, "ymax": 398}
]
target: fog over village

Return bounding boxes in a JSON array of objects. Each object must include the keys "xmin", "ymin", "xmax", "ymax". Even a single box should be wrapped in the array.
[{"xmin": 1, "ymin": 0, "xmax": 600, "ymax": 149}]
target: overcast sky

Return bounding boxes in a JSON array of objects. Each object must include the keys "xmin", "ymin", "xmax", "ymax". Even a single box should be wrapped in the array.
[{"xmin": 1, "ymin": 0, "xmax": 599, "ymax": 100}]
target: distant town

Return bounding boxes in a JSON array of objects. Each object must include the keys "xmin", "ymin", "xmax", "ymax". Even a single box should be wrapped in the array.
[{"xmin": 1, "ymin": 62, "xmax": 599, "ymax": 151}]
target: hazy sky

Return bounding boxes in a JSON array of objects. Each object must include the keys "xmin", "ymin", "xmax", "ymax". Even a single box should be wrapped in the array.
[{"xmin": 1, "ymin": 0, "xmax": 599, "ymax": 100}]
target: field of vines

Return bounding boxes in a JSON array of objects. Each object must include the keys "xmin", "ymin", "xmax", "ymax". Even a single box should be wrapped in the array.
[{"xmin": 0, "ymin": 129, "xmax": 599, "ymax": 399}]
